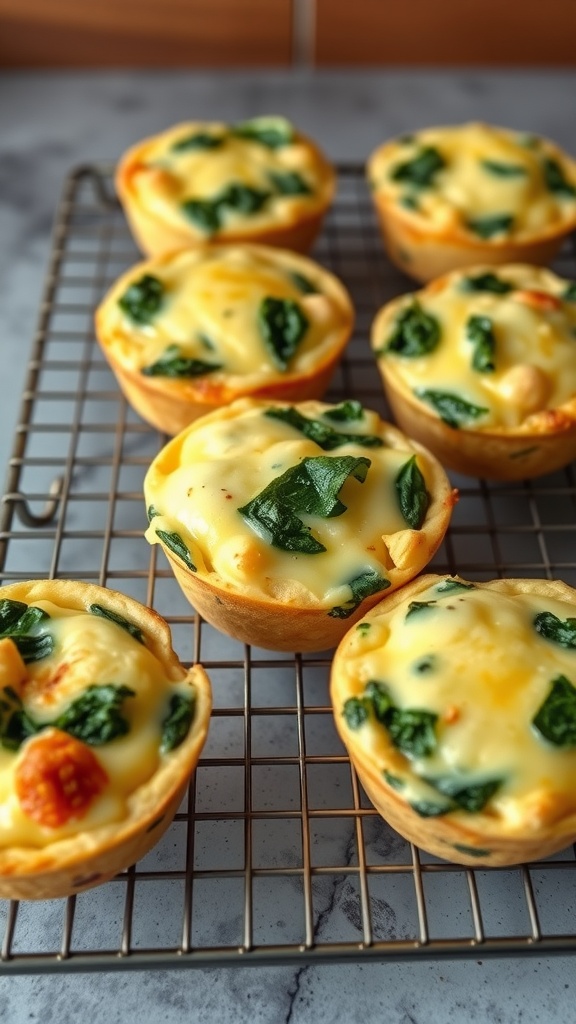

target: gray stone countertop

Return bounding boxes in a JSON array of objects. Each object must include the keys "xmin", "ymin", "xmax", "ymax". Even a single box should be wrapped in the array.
[{"xmin": 1, "ymin": 68, "xmax": 575, "ymax": 1023}]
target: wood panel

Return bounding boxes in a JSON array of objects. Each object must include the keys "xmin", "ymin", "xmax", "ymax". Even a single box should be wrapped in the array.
[
  {"xmin": 0, "ymin": 0, "xmax": 293, "ymax": 67},
  {"xmin": 315, "ymin": 0, "xmax": 576, "ymax": 65}
]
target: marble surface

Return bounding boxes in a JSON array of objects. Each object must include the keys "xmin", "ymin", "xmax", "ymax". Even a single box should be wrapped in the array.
[{"xmin": 1, "ymin": 68, "xmax": 576, "ymax": 1022}]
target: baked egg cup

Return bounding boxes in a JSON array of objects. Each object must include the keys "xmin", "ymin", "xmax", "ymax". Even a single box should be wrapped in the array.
[
  {"xmin": 0, "ymin": 579, "xmax": 212, "ymax": 900},
  {"xmin": 116, "ymin": 115, "xmax": 336, "ymax": 257},
  {"xmin": 367, "ymin": 122, "xmax": 576, "ymax": 283},
  {"xmin": 95, "ymin": 243, "xmax": 354, "ymax": 436},
  {"xmin": 331, "ymin": 573, "xmax": 576, "ymax": 867},
  {"xmin": 143, "ymin": 397, "xmax": 456, "ymax": 652},
  {"xmin": 371, "ymin": 263, "xmax": 576, "ymax": 480}
]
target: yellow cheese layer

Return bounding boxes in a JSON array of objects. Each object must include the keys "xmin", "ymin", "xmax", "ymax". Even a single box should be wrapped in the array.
[
  {"xmin": 144, "ymin": 401, "xmax": 433, "ymax": 605},
  {"xmin": 100, "ymin": 246, "xmax": 351, "ymax": 383},
  {"xmin": 131, "ymin": 118, "xmax": 332, "ymax": 233},
  {"xmin": 339, "ymin": 580, "xmax": 576, "ymax": 829},
  {"xmin": 375, "ymin": 265, "xmax": 576, "ymax": 428},
  {"xmin": 369, "ymin": 123, "xmax": 576, "ymax": 240},
  {"xmin": 0, "ymin": 605, "xmax": 191, "ymax": 848}
]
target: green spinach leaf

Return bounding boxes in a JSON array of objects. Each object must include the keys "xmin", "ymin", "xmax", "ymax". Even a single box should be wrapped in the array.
[
  {"xmin": 88, "ymin": 604, "xmax": 145, "ymax": 645},
  {"xmin": 147, "ymin": 504, "xmax": 162, "ymax": 522},
  {"xmin": 180, "ymin": 198, "xmax": 222, "ymax": 234},
  {"xmin": 160, "ymin": 692, "xmax": 195, "ymax": 753},
  {"xmin": 542, "ymin": 157, "xmax": 576, "ymax": 197},
  {"xmin": 142, "ymin": 344, "xmax": 222, "ymax": 378},
  {"xmin": 232, "ymin": 116, "xmax": 294, "ymax": 149},
  {"xmin": 532, "ymin": 674, "xmax": 576, "ymax": 747},
  {"xmin": 415, "ymin": 388, "xmax": 489, "ymax": 428},
  {"xmin": 0, "ymin": 599, "xmax": 54, "ymax": 664},
  {"xmin": 265, "ymin": 406, "xmax": 383, "ymax": 450},
  {"xmin": 328, "ymin": 568, "xmax": 390, "ymax": 619},
  {"xmin": 465, "ymin": 213, "xmax": 514, "ymax": 238},
  {"xmin": 380, "ymin": 301, "xmax": 440, "ymax": 358},
  {"xmin": 267, "ymin": 170, "xmax": 311, "ymax": 195},
  {"xmin": 118, "ymin": 274, "xmax": 164, "ymax": 325},
  {"xmin": 216, "ymin": 182, "xmax": 271, "ymax": 213},
  {"xmin": 0, "ymin": 686, "xmax": 39, "ymax": 751},
  {"xmin": 461, "ymin": 271, "xmax": 513, "ymax": 295},
  {"xmin": 342, "ymin": 696, "xmax": 371, "ymax": 730},
  {"xmin": 425, "ymin": 775, "xmax": 503, "ymax": 812},
  {"xmin": 435, "ymin": 578, "xmax": 475, "ymax": 594},
  {"xmin": 395, "ymin": 455, "xmax": 430, "ymax": 530},
  {"xmin": 405, "ymin": 600, "xmax": 436, "ymax": 619},
  {"xmin": 258, "ymin": 297, "xmax": 309, "ymax": 370},
  {"xmin": 171, "ymin": 132, "xmax": 224, "ymax": 152},
  {"xmin": 155, "ymin": 529, "xmax": 197, "ymax": 572},
  {"xmin": 562, "ymin": 282, "xmax": 576, "ymax": 302},
  {"xmin": 466, "ymin": 314, "xmax": 496, "ymax": 373},
  {"xmin": 238, "ymin": 455, "xmax": 371, "ymax": 554},
  {"xmin": 54, "ymin": 684, "xmax": 136, "ymax": 746},
  {"xmin": 363, "ymin": 680, "xmax": 438, "ymax": 758},
  {"xmin": 480, "ymin": 159, "xmax": 527, "ymax": 177},
  {"xmin": 289, "ymin": 270, "xmax": 318, "ymax": 295},
  {"xmin": 323, "ymin": 400, "xmax": 364, "ymax": 423},
  {"xmin": 533, "ymin": 611, "xmax": 576, "ymax": 649},
  {"xmin": 389, "ymin": 146, "xmax": 445, "ymax": 188}
]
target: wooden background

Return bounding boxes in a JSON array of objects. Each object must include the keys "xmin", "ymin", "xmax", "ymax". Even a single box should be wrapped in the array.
[{"xmin": 1, "ymin": 0, "xmax": 576, "ymax": 67}]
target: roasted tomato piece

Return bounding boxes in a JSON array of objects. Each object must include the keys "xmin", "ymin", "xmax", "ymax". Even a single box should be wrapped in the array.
[
  {"xmin": 15, "ymin": 728, "xmax": 108, "ymax": 829},
  {"xmin": 513, "ymin": 289, "xmax": 562, "ymax": 312}
]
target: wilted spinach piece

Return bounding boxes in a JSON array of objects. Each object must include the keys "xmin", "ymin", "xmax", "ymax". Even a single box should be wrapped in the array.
[
  {"xmin": 323, "ymin": 400, "xmax": 364, "ymax": 423},
  {"xmin": 435, "ymin": 578, "xmax": 475, "ymax": 594},
  {"xmin": 181, "ymin": 198, "xmax": 221, "ymax": 234},
  {"xmin": 383, "ymin": 770, "xmax": 405, "ymax": 790},
  {"xmin": 379, "ymin": 301, "xmax": 440, "ymax": 358},
  {"xmin": 415, "ymin": 388, "xmax": 489, "ymax": 429},
  {"xmin": 410, "ymin": 799, "xmax": 454, "ymax": 818},
  {"xmin": 395, "ymin": 455, "xmax": 429, "ymax": 530},
  {"xmin": 217, "ymin": 182, "xmax": 271, "ymax": 213},
  {"xmin": 289, "ymin": 270, "xmax": 318, "ymax": 295},
  {"xmin": 258, "ymin": 297, "xmax": 309, "ymax": 370},
  {"xmin": 389, "ymin": 146, "xmax": 445, "ymax": 188},
  {"xmin": 425, "ymin": 774, "xmax": 503, "ymax": 812},
  {"xmin": 363, "ymin": 680, "xmax": 438, "ymax": 759},
  {"xmin": 0, "ymin": 599, "xmax": 53, "ymax": 664},
  {"xmin": 399, "ymin": 194, "xmax": 419, "ymax": 210},
  {"xmin": 232, "ymin": 116, "xmax": 294, "ymax": 149},
  {"xmin": 118, "ymin": 274, "xmax": 164, "ymax": 325},
  {"xmin": 465, "ymin": 213, "xmax": 514, "ymax": 238},
  {"xmin": 452, "ymin": 843, "xmax": 492, "ymax": 858},
  {"xmin": 0, "ymin": 686, "xmax": 38, "ymax": 751},
  {"xmin": 265, "ymin": 406, "xmax": 383, "ymax": 450},
  {"xmin": 160, "ymin": 692, "xmax": 195, "ymax": 753},
  {"xmin": 405, "ymin": 600, "xmax": 436, "ymax": 620},
  {"xmin": 89, "ymin": 604, "xmax": 145, "ymax": 645},
  {"xmin": 461, "ymin": 271, "xmax": 513, "ymax": 295},
  {"xmin": 238, "ymin": 455, "xmax": 371, "ymax": 554},
  {"xmin": 268, "ymin": 170, "xmax": 311, "ymax": 195},
  {"xmin": 342, "ymin": 696, "xmax": 371, "ymax": 730},
  {"xmin": 142, "ymin": 344, "xmax": 222, "ymax": 378},
  {"xmin": 480, "ymin": 159, "xmax": 527, "ymax": 178},
  {"xmin": 533, "ymin": 611, "xmax": 576, "ymax": 649},
  {"xmin": 54, "ymin": 684, "xmax": 136, "ymax": 746},
  {"xmin": 532, "ymin": 675, "xmax": 576, "ymax": 747},
  {"xmin": 542, "ymin": 157, "xmax": 576, "ymax": 197},
  {"xmin": 155, "ymin": 529, "xmax": 197, "ymax": 572},
  {"xmin": 147, "ymin": 504, "xmax": 161, "ymax": 522},
  {"xmin": 563, "ymin": 282, "xmax": 576, "ymax": 302},
  {"xmin": 171, "ymin": 131, "xmax": 224, "ymax": 152},
  {"xmin": 328, "ymin": 568, "xmax": 390, "ymax": 619},
  {"xmin": 466, "ymin": 314, "xmax": 496, "ymax": 373}
]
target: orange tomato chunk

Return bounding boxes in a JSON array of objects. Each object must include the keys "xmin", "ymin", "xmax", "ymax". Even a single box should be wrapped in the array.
[
  {"xmin": 15, "ymin": 729, "xmax": 108, "ymax": 829},
  {"xmin": 514, "ymin": 289, "xmax": 562, "ymax": 312}
]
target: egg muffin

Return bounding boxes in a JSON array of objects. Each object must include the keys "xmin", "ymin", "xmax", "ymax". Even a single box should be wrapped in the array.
[
  {"xmin": 367, "ymin": 123, "xmax": 576, "ymax": 282},
  {"xmin": 331, "ymin": 573, "xmax": 576, "ymax": 867},
  {"xmin": 0, "ymin": 579, "xmax": 212, "ymax": 900},
  {"xmin": 143, "ymin": 397, "xmax": 456, "ymax": 652},
  {"xmin": 371, "ymin": 263, "xmax": 576, "ymax": 480},
  {"xmin": 95, "ymin": 244, "xmax": 354, "ymax": 436},
  {"xmin": 116, "ymin": 116, "xmax": 336, "ymax": 256}
]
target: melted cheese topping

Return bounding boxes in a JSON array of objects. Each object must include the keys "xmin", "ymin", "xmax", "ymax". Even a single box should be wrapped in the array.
[
  {"xmin": 144, "ymin": 400, "xmax": 440, "ymax": 605},
  {"xmin": 368, "ymin": 123, "xmax": 576, "ymax": 241},
  {"xmin": 374, "ymin": 264, "xmax": 576, "ymax": 429},
  {"xmin": 126, "ymin": 118, "xmax": 334, "ymax": 236},
  {"xmin": 98, "ymin": 246, "xmax": 352, "ymax": 383},
  {"xmin": 337, "ymin": 579, "xmax": 576, "ymax": 831},
  {"xmin": 0, "ymin": 604, "xmax": 191, "ymax": 848}
]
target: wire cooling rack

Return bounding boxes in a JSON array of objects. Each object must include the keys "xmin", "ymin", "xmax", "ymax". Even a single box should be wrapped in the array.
[{"xmin": 1, "ymin": 164, "xmax": 576, "ymax": 975}]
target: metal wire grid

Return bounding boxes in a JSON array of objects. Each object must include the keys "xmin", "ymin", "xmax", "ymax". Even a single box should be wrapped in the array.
[{"xmin": 1, "ymin": 164, "xmax": 576, "ymax": 974}]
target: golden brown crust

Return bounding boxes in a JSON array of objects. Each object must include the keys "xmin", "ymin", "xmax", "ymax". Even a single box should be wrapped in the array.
[
  {"xmin": 0, "ymin": 580, "xmax": 212, "ymax": 900},
  {"xmin": 144, "ymin": 399, "xmax": 457, "ymax": 652},
  {"xmin": 367, "ymin": 125, "xmax": 576, "ymax": 283},
  {"xmin": 115, "ymin": 122, "xmax": 336, "ymax": 257},
  {"xmin": 95, "ymin": 245, "xmax": 354, "ymax": 436},
  {"xmin": 330, "ymin": 574, "xmax": 576, "ymax": 867},
  {"xmin": 371, "ymin": 268, "xmax": 576, "ymax": 480}
]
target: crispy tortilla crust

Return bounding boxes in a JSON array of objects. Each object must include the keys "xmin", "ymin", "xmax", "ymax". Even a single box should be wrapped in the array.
[
  {"xmin": 116, "ymin": 124, "xmax": 336, "ymax": 257},
  {"xmin": 371, "ymin": 270, "xmax": 576, "ymax": 480},
  {"xmin": 0, "ymin": 579, "xmax": 212, "ymax": 900},
  {"xmin": 367, "ymin": 133, "xmax": 576, "ymax": 284},
  {"xmin": 144, "ymin": 399, "xmax": 457, "ymax": 652},
  {"xmin": 95, "ymin": 245, "xmax": 354, "ymax": 436},
  {"xmin": 330, "ymin": 574, "xmax": 576, "ymax": 867}
]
